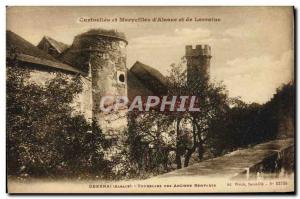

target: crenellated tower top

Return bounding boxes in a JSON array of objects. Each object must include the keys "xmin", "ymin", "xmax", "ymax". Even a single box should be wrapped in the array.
[
  {"xmin": 185, "ymin": 44, "xmax": 212, "ymax": 84},
  {"xmin": 185, "ymin": 45, "xmax": 211, "ymax": 57}
]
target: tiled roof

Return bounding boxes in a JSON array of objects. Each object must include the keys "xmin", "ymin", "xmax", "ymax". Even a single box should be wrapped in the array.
[
  {"xmin": 38, "ymin": 36, "xmax": 69, "ymax": 53},
  {"xmin": 127, "ymin": 70, "xmax": 154, "ymax": 101},
  {"xmin": 130, "ymin": 61, "xmax": 168, "ymax": 95},
  {"xmin": 6, "ymin": 30, "xmax": 86, "ymax": 75}
]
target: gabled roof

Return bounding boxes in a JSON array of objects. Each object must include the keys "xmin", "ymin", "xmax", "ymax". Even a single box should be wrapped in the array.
[
  {"xmin": 7, "ymin": 30, "xmax": 58, "ymax": 62},
  {"xmin": 127, "ymin": 70, "xmax": 154, "ymax": 101},
  {"xmin": 6, "ymin": 30, "xmax": 86, "ymax": 75},
  {"xmin": 130, "ymin": 61, "xmax": 168, "ymax": 95},
  {"xmin": 38, "ymin": 36, "xmax": 69, "ymax": 53},
  {"xmin": 16, "ymin": 54, "xmax": 86, "ymax": 75}
]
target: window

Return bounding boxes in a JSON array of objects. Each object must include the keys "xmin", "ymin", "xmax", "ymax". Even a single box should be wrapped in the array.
[
  {"xmin": 119, "ymin": 74, "xmax": 125, "ymax": 82},
  {"xmin": 117, "ymin": 71, "xmax": 126, "ymax": 84}
]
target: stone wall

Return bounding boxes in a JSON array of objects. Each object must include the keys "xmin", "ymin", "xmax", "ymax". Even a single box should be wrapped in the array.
[
  {"xmin": 72, "ymin": 76, "xmax": 92, "ymax": 121},
  {"xmin": 27, "ymin": 68, "xmax": 92, "ymax": 122},
  {"xmin": 60, "ymin": 29, "xmax": 129, "ymax": 171},
  {"xmin": 12, "ymin": 28, "xmax": 130, "ymax": 172},
  {"xmin": 60, "ymin": 29, "xmax": 128, "ymax": 136},
  {"xmin": 153, "ymin": 138, "xmax": 294, "ymax": 180}
]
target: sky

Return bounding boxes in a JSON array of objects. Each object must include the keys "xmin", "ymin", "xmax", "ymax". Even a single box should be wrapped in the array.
[{"xmin": 7, "ymin": 6, "xmax": 294, "ymax": 104}]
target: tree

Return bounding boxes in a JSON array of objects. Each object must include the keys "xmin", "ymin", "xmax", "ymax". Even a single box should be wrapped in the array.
[
  {"xmin": 165, "ymin": 59, "xmax": 230, "ymax": 168},
  {"xmin": 7, "ymin": 58, "xmax": 112, "ymax": 179},
  {"xmin": 126, "ymin": 110, "xmax": 175, "ymax": 177},
  {"xmin": 127, "ymin": 58, "xmax": 231, "ymax": 172},
  {"xmin": 127, "ymin": 59, "xmax": 295, "ymax": 176},
  {"xmin": 207, "ymin": 82, "xmax": 295, "ymax": 156}
]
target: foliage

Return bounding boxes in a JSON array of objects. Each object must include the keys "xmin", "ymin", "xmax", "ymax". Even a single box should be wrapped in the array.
[
  {"xmin": 207, "ymin": 82, "xmax": 295, "ymax": 156},
  {"xmin": 165, "ymin": 59, "xmax": 230, "ymax": 168},
  {"xmin": 6, "ymin": 54, "xmax": 294, "ymax": 180},
  {"xmin": 127, "ymin": 58, "xmax": 231, "ymax": 173},
  {"xmin": 126, "ymin": 57, "xmax": 294, "ymax": 176},
  {"xmin": 6, "ymin": 59, "xmax": 112, "ymax": 179},
  {"xmin": 126, "ymin": 111, "xmax": 175, "ymax": 177}
]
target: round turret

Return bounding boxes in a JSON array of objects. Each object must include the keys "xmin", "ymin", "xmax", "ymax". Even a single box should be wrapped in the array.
[{"xmin": 61, "ymin": 28, "xmax": 128, "ymax": 132}]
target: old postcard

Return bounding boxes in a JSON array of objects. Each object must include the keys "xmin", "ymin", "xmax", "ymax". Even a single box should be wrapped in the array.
[{"xmin": 6, "ymin": 6, "xmax": 294, "ymax": 193}]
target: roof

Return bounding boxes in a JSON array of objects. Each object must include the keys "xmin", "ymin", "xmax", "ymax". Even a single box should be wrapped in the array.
[
  {"xmin": 130, "ymin": 61, "xmax": 168, "ymax": 95},
  {"xmin": 57, "ymin": 47, "xmax": 90, "ymax": 73},
  {"xmin": 38, "ymin": 36, "xmax": 69, "ymax": 53},
  {"xmin": 77, "ymin": 28, "xmax": 127, "ymax": 44},
  {"xmin": 6, "ymin": 30, "xmax": 86, "ymax": 75},
  {"xmin": 127, "ymin": 70, "xmax": 154, "ymax": 101},
  {"xmin": 7, "ymin": 30, "xmax": 58, "ymax": 62},
  {"xmin": 16, "ymin": 54, "xmax": 85, "ymax": 75},
  {"xmin": 6, "ymin": 31, "xmax": 167, "ymax": 96}
]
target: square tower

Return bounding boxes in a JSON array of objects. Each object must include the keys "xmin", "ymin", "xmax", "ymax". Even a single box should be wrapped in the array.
[{"xmin": 185, "ymin": 45, "xmax": 212, "ymax": 84}]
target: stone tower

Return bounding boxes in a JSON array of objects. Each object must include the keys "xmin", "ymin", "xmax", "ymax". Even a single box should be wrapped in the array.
[
  {"xmin": 60, "ymin": 29, "xmax": 128, "ymax": 155},
  {"xmin": 185, "ymin": 45, "xmax": 212, "ymax": 84}
]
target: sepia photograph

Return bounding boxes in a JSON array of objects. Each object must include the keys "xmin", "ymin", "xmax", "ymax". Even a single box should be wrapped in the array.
[{"xmin": 6, "ymin": 6, "xmax": 295, "ymax": 193}]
